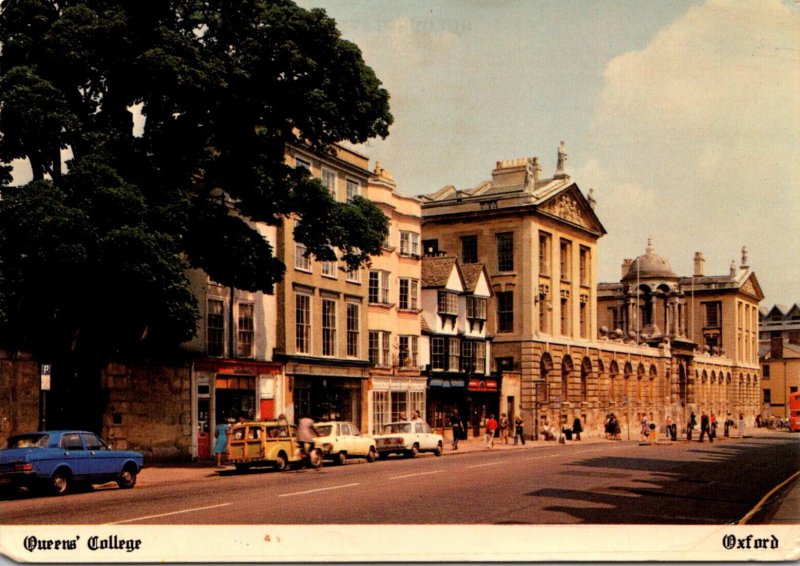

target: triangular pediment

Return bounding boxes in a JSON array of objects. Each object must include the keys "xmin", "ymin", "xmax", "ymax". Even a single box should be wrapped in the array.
[
  {"xmin": 739, "ymin": 272, "xmax": 765, "ymax": 301},
  {"xmin": 537, "ymin": 184, "xmax": 606, "ymax": 235}
]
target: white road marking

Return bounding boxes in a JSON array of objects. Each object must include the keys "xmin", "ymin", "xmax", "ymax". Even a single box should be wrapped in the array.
[
  {"xmin": 525, "ymin": 447, "xmax": 609, "ymax": 461},
  {"xmin": 107, "ymin": 502, "xmax": 232, "ymax": 524},
  {"xmin": 389, "ymin": 470, "xmax": 444, "ymax": 480},
  {"xmin": 525, "ymin": 454, "xmax": 560, "ymax": 461},
  {"xmin": 466, "ymin": 461, "xmax": 502, "ymax": 468},
  {"xmin": 277, "ymin": 482, "xmax": 360, "ymax": 498}
]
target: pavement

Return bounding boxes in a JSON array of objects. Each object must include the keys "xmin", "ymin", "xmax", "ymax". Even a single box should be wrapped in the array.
[{"xmin": 139, "ymin": 428, "xmax": 800, "ymax": 524}]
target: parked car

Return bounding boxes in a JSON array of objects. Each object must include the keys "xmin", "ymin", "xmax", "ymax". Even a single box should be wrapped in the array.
[
  {"xmin": 373, "ymin": 421, "xmax": 444, "ymax": 459},
  {"xmin": 314, "ymin": 421, "xmax": 376, "ymax": 465},
  {"xmin": 227, "ymin": 420, "xmax": 322, "ymax": 471},
  {"xmin": 0, "ymin": 430, "xmax": 144, "ymax": 496}
]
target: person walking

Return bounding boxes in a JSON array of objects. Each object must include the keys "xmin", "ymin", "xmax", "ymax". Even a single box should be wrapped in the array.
[
  {"xmin": 485, "ymin": 414, "xmax": 498, "ymax": 448},
  {"xmin": 687, "ymin": 411, "xmax": 697, "ymax": 441},
  {"xmin": 514, "ymin": 416, "xmax": 525, "ymax": 445},
  {"xmin": 499, "ymin": 413, "xmax": 510, "ymax": 445},
  {"xmin": 639, "ymin": 413, "xmax": 650, "ymax": 442},
  {"xmin": 213, "ymin": 418, "xmax": 233, "ymax": 467},
  {"xmin": 449, "ymin": 410, "xmax": 464, "ymax": 450},
  {"xmin": 665, "ymin": 415, "xmax": 677, "ymax": 441},
  {"xmin": 724, "ymin": 413, "xmax": 733, "ymax": 437},
  {"xmin": 572, "ymin": 416, "xmax": 583, "ymax": 441},
  {"xmin": 710, "ymin": 412, "xmax": 717, "ymax": 440},
  {"xmin": 297, "ymin": 415, "xmax": 319, "ymax": 456},
  {"xmin": 698, "ymin": 411, "xmax": 713, "ymax": 443}
]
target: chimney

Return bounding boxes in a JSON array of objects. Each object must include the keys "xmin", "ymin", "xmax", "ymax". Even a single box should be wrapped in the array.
[
  {"xmin": 622, "ymin": 258, "xmax": 633, "ymax": 279},
  {"xmin": 693, "ymin": 252, "xmax": 705, "ymax": 277},
  {"xmin": 730, "ymin": 260, "xmax": 737, "ymax": 277}
]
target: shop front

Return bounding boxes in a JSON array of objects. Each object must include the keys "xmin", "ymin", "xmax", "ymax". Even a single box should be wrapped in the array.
[
  {"xmin": 192, "ymin": 359, "xmax": 284, "ymax": 460},
  {"xmin": 427, "ymin": 375, "xmax": 468, "ymax": 439},
  {"xmin": 369, "ymin": 374, "xmax": 428, "ymax": 435}
]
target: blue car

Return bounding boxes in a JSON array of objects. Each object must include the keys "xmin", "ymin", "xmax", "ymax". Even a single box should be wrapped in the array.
[{"xmin": 0, "ymin": 430, "xmax": 144, "ymax": 496}]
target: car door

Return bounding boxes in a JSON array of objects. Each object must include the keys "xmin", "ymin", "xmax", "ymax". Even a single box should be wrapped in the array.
[
  {"xmin": 348, "ymin": 423, "xmax": 367, "ymax": 456},
  {"xmin": 59, "ymin": 433, "xmax": 91, "ymax": 480},
  {"xmin": 81, "ymin": 432, "xmax": 119, "ymax": 483}
]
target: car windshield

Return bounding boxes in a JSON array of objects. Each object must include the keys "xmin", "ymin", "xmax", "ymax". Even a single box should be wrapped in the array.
[
  {"xmin": 382, "ymin": 423, "xmax": 412, "ymax": 434},
  {"xmin": 7, "ymin": 434, "xmax": 50, "ymax": 449},
  {"xmin": 315, "ymin": 425, "xmax": 333, "ymax": 436}
]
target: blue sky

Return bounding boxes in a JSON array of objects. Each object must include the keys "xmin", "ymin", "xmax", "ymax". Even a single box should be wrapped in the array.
[{"xmin": 296, "ymin": 0, "xmax": 800, "ymax": 309}]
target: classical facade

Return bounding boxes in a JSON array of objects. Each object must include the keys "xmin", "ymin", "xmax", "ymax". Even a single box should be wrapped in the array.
[
  {"xmin": 420, "ymin": 146, "xmax": 763, "ymax": 438},
  {"xmin": 364, "ymin": 164, "xmax": 427, "ymax": 434},
  {"xmin": 759, "ymin": 304, "xmax": 800, "ymax": 418}
]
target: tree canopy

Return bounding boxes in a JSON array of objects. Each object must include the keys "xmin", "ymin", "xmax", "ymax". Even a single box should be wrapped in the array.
[{"xmin": 0, "ymin": 0, "xmax": 392, "ymax": 363}]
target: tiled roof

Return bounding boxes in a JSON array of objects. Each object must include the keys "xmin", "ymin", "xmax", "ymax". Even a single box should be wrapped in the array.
[
  {"xmin": 460, "ymin": 263, "xmax": 485, "ymax": 293},
  {"xmin": 422, "ymin": 255, "xmax": 457, "ymax": 288}
]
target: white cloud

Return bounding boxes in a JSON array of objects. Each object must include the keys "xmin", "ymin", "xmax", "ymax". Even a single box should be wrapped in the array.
[{"xmin": 585, "ymin": 0, "xmax": 800, "ymax": 306}]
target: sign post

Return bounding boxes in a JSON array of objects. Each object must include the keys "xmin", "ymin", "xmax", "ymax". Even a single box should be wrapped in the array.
[{"xmin": 40, "ymin": 364, "xmax": 51, "ymax": 431}]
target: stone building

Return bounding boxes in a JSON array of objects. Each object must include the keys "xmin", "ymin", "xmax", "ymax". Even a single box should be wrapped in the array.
[
  {"xmin": 364, "ymin": 163, "xmax": 427, "ymax": 434},
  {"xmin": 273, "ymin": 144, "xmax": 374, "ymax": 430},
  {"xmin": 759, "ymin": 303, "xmax": 800, "ymax": 419},
  {"xmin": 420, "ymin": 145, "xmax": 763, "ymax": 439}
]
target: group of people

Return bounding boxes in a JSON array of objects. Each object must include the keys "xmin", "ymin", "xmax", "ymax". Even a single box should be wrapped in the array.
[
  {"xmin": 603, "ymin": 414, "xmax": 621, "ymax": 440},
  {"xmin": 448, "ymin": 411, "xmax": 526, "ymax": 450}
]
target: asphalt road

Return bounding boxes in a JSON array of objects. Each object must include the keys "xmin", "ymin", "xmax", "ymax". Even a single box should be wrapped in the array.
[{"xmin": 2, "ymin": 435, "xmax": 798, "ymax": 525}]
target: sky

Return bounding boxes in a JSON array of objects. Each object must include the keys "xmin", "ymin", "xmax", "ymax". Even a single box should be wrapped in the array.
[
  {"xmin": 292, "ymin": 0, "xmax": 799, "ymax": 309},
  {"xmin": 8, "ymin": 0, "xmax": 799, "ymax": 309}
]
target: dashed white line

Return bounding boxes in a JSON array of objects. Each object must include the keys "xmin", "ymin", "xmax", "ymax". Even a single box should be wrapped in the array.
[
  {"xmin": 466, "ymin": 462, "xmax": 503, "ymax": 469},
  {"xmin": 277, "ymin": 482, "xmax": 360, "ymax": 498},
  {"xmin": 390, "ymin": 470, "xmax": 444, "ymax": 480},
  {"xmin": 107, "ymin": 502, "xmax": 232, "ymax": 524}
]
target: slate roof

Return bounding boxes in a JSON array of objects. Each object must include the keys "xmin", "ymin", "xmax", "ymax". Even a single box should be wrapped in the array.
[{"xmin": 460, "ymin": 263, "xmax": 486, "ymax": 293}]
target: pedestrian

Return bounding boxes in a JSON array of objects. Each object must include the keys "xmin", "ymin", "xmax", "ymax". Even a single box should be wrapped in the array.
[
  {"xmin": 710, "ymin": 412, "xmax": 717, "ymax": 440},
  {"xmin": 514, "ymin": 416, "xmax": 525, "ymax": 445},
  {"xmin": 698, "ymin": 411, "xmax": 712, "ymax": 443},
  {"xmin": 485, "ymin": 414, "xmax": 498, "ymax": 448},
  {"xmin": 665, "ymin": 415, "xmax": 677, "ymax": 441},
  {"xmin": 213, "ymin": 418, "xmax": 233, "ymax": 467},
  {"xmin": 499, "ymin": 413, "xmax": 510, "ymax": 444},
  {"xmin": 449, "ymin": 410, "xmax": 464, "ymax": 450},
  {"xmin": 572, "ymin": 416, "xmax": 583, "ymax": 441},
  {"xmin": 687, "ymin": 411, "xmax": 697, "ymax": 441},
  {"xmin": 724, "ymin": 413, "xmax": 733, "ymax": 437},
  {"xmin": 639, "ymin": 413, "xmax": 649, "ymax": 442}
]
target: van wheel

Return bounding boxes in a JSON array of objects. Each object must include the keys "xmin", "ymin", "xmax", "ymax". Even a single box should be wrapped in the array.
[{"xmin": 275, "ymin": 453, "xmax": 288, "ymax": 471}]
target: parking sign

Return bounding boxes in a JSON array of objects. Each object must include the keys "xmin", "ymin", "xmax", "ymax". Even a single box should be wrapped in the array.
[{"xmin": 40, "ymin": 364, "xmax": 51, "ymax": 391}]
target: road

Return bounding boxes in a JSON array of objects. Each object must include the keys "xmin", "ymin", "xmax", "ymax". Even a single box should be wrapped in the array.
[{"xmin": 2, "ymin": 435, "xmax": 798, "ymax": 525}]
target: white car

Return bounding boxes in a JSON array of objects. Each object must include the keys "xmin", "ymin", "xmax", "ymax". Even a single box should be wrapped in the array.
[
  {"xmin": 314, "ymin": 421, "xmax": 376, "ymax": 465},
  {"xmin": 373, "ymin": 421, "xmax": 444, "ymax": 459}
]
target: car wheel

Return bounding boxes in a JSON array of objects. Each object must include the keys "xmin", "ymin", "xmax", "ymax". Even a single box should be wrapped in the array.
[
  {"xmin": 275, "ymin": 452, "xmax": 289, "ymax": 471},
  {"xmin": 434, "ymin": 442, "xmax": 443, "ymax": 457},
  {"xmin": 50, "ymin": 469, "xmax": 71, "ymax": 496},
  {"xmin": 116, "ymin": 465, "xmax": 138, "ymax": 489},
  {"xmin": 366, "ymin": 447, "xmax": 377, "ymax": 463},
  {"xmin": 336, "ymin": 451, "xmax": 347, "ymax": 466},
  {"xmin": 406, "ymin": 444, "xmax": 419, "ymax": 458}
]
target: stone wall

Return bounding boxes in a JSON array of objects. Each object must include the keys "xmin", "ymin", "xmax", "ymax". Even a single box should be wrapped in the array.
[
  {"xmin": 0, "ymin": 351, "xmax": 40, "ymax": 448},
  {"xmin": 102, "ymin": 362, "xmax": 193, "ymax": 462}
]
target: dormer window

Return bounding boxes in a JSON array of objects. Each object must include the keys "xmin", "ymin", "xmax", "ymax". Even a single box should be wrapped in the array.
[{"xmin": 466, "ymin": 297, "xmax": 487, "ymax": 320}]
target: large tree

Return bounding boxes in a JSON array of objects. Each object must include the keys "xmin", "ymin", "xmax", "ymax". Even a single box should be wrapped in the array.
[{"xmin": 0, "ymin": 0, "xmax": 392, "ymax": 425}]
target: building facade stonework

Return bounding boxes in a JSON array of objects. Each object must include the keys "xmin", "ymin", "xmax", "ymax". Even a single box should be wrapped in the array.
[{"xmin": 420, "ymin": 148, "xmax": 763, "ymax": 439}]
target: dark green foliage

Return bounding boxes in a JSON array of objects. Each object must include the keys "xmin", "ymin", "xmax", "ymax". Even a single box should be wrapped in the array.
[{"xmin": 0, "ymin": 0, "xmax": 392, "ymax": 363}]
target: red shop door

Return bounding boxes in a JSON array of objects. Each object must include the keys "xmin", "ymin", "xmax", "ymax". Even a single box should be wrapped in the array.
[{"xmin": 260, "ymin": 399, "xmax": 275, "ymax": 420}]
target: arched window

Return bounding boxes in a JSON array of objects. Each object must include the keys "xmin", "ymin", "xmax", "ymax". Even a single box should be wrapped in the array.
[
  {"xmin": 609, "ymin": 360, "xmax": 620, "ymax": 403},
  {"xmin": 562, "ymin": 355, "xmax": 573, "ymax": 402},
  {"xmin": 580, "ymin": 357, "xmax": 591, "ymax": 402}
]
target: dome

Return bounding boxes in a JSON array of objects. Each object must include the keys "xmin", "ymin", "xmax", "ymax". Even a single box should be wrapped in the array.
[{"xmin": 622, "ymin": 238, "xmax": 677, "ymax": 281}]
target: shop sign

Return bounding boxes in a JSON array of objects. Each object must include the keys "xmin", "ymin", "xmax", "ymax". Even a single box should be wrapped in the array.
[{"xmin": 468, "ymin": 379, "xmax": 498, "ymax": 392}]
